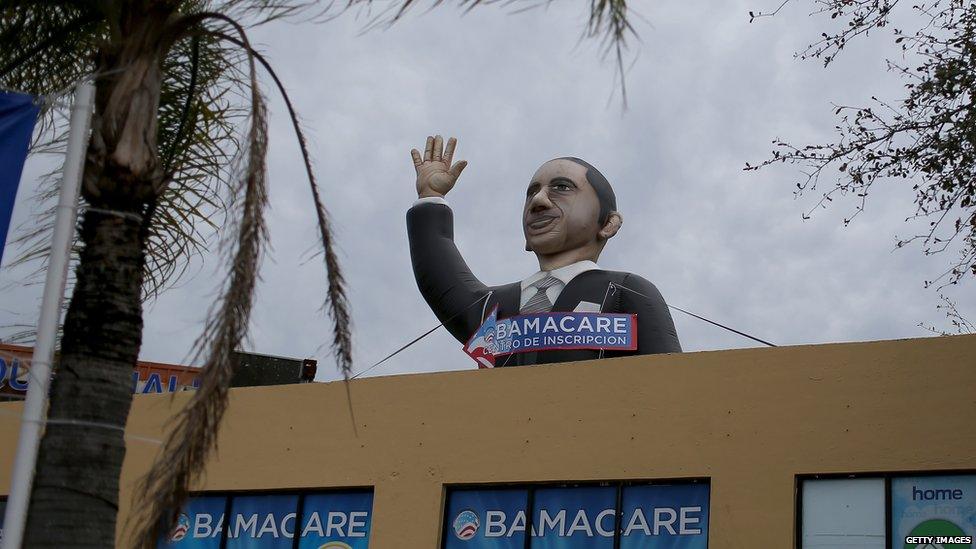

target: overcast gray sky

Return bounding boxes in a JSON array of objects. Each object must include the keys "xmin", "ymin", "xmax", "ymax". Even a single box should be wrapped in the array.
[{"xmin": 2, "ymin": 0, "xmax": 972, "ymax": 381}]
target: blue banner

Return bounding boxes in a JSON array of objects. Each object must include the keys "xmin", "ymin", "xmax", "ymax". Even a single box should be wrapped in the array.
[
  {"xmin": 530, "ymin": 486, "xmax": 616, "ymax": 549},
  {"xmin": 158, "ymin": 496, "xmax": 226, "ymax": 548},
  {"xmin": 0, "ymin": 91, "xmax": 39, "ymax": 263},
  {"xmin": 444, "ymin": 488, "xmax": 529, "ymax": 549},
  {"xmin": 892, "ymin": 475, "xmax": 975, "ymax": 548},
  {"xmin": 158, "ymin": 492, "xmax": 374, "ymax": 548},
  {"xmin": 619, "ymin": 484, "xmax": 709, "ymax": 549},
  {"xmin": 226, "ymin": 494, "xmax": 299, "ymax": 548},
  {"xmin": 298, "ymin": 491, "xmax": 373, "ymax": 548},
  {"xmin": 465, "ymin": 306, "xmax": 637, "ymax": 367},
  {"xmin": 443, "ymin": 484, "xmax": 709, "ymax": 548}
]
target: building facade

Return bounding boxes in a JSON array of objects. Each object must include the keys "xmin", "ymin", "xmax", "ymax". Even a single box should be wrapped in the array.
[{"xmin": 1, "ymin": 335, "xmax": 974, "ymax": 547}]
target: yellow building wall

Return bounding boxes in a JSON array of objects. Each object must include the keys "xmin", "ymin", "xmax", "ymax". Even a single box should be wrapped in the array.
[{"xmin": 2, "ymin": 335, "xmax": 975, "ymax": 547}]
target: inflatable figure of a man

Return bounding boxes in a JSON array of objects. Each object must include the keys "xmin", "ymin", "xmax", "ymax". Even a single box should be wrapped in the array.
[{"xmin": 407, "ymin": 135, "xmax": 681, "ymax": 366}]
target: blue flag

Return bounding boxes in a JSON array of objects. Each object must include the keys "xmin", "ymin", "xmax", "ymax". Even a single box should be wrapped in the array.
[{"xmin": 0, "ymin": 91, "xmax": 40, "ymax": 263}]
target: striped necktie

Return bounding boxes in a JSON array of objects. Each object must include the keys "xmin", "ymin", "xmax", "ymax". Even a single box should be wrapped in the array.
[{"xmin": 520, "ymin": 274, "xmax": 561, "ymax": 314}]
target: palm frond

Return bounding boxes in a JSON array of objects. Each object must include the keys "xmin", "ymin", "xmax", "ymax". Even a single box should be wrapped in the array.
[
  {"xmin": 0, "ymin": 4, "xmax": 100, "ymax": 95},
  {"xmin": 338, "ymin": 0, "xmax": 635, "ymax": 102},
  {"xmin": 126, "ymin": 14, "xmax": 270, "ymax": 548},
  {"xmin": 1, "ymin": 5, "xmax": 246, "ymax": 314},
  {"xmin": 207, "ymin": 27, "xmax": 353, "ymax": 375}
]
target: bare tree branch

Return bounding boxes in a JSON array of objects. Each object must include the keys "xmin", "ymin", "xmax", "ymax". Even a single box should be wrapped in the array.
[{"xmin": 747, "ymin": 0, "xmax": 976, "ymax": 289}]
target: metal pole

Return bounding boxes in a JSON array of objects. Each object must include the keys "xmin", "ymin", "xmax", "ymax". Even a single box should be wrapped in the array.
[{"xmin": 1, "ymin": 81, "xmax": 94, "ymax": 549}]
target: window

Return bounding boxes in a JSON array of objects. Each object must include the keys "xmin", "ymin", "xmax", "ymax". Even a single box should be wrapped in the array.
[
  {"xmin": 801, "ymin": 478, "xmax": 885, "ymax": 548},
  {"xmin": 891, "ymin": 475, "xmax": 976, "ymax": 545},
  {"xmin": 798, "ymin": 473, "xmax": 975, "ymax": 548},
  {"xmin": 158, "ymin": 489, "xmax": 373, "ymax": 549},
  {"xmin": 442, "ymin": 481, "xmax": 709, "ymax": 549},
  {"xmin": 225, "ymin": 494, "xmax": 299, "ymax": 549}
]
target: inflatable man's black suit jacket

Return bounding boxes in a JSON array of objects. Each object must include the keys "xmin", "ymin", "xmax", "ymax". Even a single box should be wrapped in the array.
[{"xmin": 407, "ymin": 202, "xmax": 681, "ymax": 366}]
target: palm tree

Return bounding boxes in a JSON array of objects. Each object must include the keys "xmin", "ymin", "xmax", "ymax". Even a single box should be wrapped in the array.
[
  {"xmin": 0, "ymin": 1, "xmax": 633, "ymax": 546},
  {"xmin": 2, "ymin": 2, "xmax": 349, "ymax": 546}
]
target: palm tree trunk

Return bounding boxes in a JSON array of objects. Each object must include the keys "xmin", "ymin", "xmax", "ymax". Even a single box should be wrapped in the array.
[
  {"xmin": 24, "ymin": 208, "xmax": 147, "ymax": 547},
  {"xmin": 23, "ymin": 3, "xmax": 170, "ymax": 544}
]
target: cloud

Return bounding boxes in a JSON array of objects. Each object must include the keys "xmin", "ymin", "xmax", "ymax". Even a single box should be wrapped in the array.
[{"xmin": 1, "ymin": 1, "xmax": 969, "ymax": 381}]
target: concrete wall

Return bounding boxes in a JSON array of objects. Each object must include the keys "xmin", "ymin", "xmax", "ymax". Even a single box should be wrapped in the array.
[{"xmin": 2, "ymin": 335, "xmax": 975, "ymax": 547}]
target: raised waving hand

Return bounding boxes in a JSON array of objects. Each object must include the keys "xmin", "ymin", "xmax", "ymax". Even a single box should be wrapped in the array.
[{"xmin": 411, "ymin": 135, "xmax": 468, "ymax": 199}]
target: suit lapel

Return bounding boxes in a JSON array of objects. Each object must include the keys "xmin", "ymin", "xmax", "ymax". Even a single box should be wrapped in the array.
[
  {"xmin": 552, "ymin": 270, "xmax": 613, "ymax": 312},
  {"xmin": 490, "ymin": 282, "xmax": 521, "ymax": 320}
]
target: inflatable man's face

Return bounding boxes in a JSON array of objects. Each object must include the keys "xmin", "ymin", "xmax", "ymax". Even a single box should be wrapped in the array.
[{"xmin": 523, "ymin": 159, "xmax": 605, "ymax": 255}]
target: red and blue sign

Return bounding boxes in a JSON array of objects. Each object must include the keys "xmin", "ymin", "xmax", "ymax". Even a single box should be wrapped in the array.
[
  {"xmin": 465, "ymin": 306, "xmax": 637, "ymax": 367},
  {"xmin": 443, "ymin": 483, "xmax": 709, "ymax": 549}
]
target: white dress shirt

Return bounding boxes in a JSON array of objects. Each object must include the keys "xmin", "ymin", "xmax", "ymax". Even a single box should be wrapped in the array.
[
  {"xmin": 413, "ymin": 197, "xmax": 599, "ymax": 309},
  {"xmin": 519, "ymin": 261, "xmax": 599, "ymax": 309}
]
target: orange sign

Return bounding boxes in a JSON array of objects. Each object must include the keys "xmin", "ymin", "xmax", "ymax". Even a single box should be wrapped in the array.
[{"xmin": 0, "ymin": 343, "xmax": 200, "ymax": 398}]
